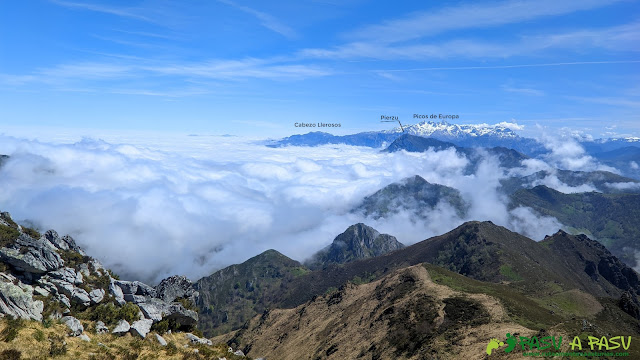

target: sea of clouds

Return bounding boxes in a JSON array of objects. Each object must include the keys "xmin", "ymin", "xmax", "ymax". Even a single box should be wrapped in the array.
[{"xmin": 0, "ymin": 132, "xmax": 621, "ymax": 284}]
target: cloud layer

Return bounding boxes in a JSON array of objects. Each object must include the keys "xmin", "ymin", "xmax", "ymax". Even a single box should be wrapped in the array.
[{"xmin": 0, "ymin": 133, "xmax": 613, "ymax": 284}]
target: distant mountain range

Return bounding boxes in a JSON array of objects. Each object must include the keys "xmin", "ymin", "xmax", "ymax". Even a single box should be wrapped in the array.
[{"xmin": 268, "ymin": 121, "xmax": 640, "ymax": 179}]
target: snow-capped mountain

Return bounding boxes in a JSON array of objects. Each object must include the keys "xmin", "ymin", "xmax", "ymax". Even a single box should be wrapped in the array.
[{"xmin": 383, "ymin": 120, "xmax": 520, "ymax": 140}]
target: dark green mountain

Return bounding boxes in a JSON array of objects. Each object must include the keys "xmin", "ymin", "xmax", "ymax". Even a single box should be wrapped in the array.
[
  {"xmin": 194, "ymin": 249, "xmax": 309, "ymax": 336},
  {"xmin": 500, "ymin": 169, "xmax": 639, "ymax": 195},
  {"xmin": 353, "ymin": 175, "xmax": 468, "ymax": 219},
  {"xmin": 383, "ymin": 134, "xmax": 457, "ymax": 153},
  {"xmin": 197, "ymin": 221, "xmax": 640, "ymax": 341},
  {"xmin": 280, "ymin": 221, "xmax": 639, "ymax": 308},
  {"xmin": 384, "ymin": 134, "xmax": 529, "ymax": 170},
  {"xmin": 305, "ymin": 223, "xmax": 404, "ymax": 270},
  {"xmin": 509, "ymin": 185, "xmax": 640, "ymax": 266}
]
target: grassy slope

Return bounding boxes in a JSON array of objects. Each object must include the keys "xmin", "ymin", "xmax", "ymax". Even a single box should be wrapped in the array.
[{"xmin": 0, "ymin": 318, "xmax": 250, "ymax": 360}]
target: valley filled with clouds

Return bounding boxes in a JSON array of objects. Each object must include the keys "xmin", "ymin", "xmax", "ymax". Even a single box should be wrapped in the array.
[{"xmin": 0, "ymin": 130, "xmax": 624, "ymax": 284}]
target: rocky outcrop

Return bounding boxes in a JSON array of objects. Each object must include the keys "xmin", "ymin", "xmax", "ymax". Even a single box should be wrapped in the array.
[
  {"xmin": 61, "ymin": 316, "xmax": 83, "ymax": 336},
  {"xmin": 156, "ymin": 275, "xmax": 197, "ymax": 303},
  {"xmin": 0, "ymin": 211, "xmax": 199, "ymax": 336},
  {"xmin": 0, "ymin": 234, "xmax": 64, "ymax": 274}
]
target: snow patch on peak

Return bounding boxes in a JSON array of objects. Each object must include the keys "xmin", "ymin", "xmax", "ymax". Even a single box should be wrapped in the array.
[{"xmin": 384, "ymin": 121, "xmax": 522, "ymax": 139}]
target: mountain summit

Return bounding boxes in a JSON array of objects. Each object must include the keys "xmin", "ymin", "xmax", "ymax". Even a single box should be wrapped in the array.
[{"xmin": 306, "ymin": 223, "xmax": 404, "ymax": 269}]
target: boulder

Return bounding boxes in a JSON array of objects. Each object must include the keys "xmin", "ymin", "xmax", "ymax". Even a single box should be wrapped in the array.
[
  {"xmin": 155, "ymin": 333, "xmax": 167, "ymax": 346},
  {"xmin": 130, "ymin": 319, "xmax": 153, "ymax": 339},
  {"xmin": 95, "ymin": 321, "xmax": 109, "ymax": 334},
  {"xmin": 137, "ymin": 299, "xmax": 166, "ymax": 322},
  {"xmin": 156, "ymin": 275, "xmax": 196, "ymax": 303},
  {"xmin": 61, "ymin": 316, "xmax": 83, "ymax": 336},
  {"xmin": 70, "ymin": 288, "xmax": 91, "ymax": 307},
  {"xmin": 89, "ymin": 289, "xmax": 105, "ymax": 304},
  {"xmin": 0, "ymin": 281, "xmax": 44, "ymax": 321},
  {"xmin": 186, "ymin": 333, "xmax": 212, "ymax": 346},
  {"xmin": 234, "ymin": 350, "xmax": 245, "ymax": 356},
  {"xmin": 79, "ymin": 334, "xmax": 91, "ymax": 342},
  {"xmin": 164, "ymin": 303, "xmax": 198, "ymax": 328},
  {"xmin": 112, "ymin": 320, "xmax": 130, "ymax": 335},
  {"xmin": 115, "ymin": 280, "xmax": 138, "ymax": 295}
]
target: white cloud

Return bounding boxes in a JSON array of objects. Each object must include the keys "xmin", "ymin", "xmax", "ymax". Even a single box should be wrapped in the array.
[
  {"xmin": 0, "ymin": 134, "xmax": 569, "ymax": 284},
  {"xmin": 347, "ymin": 0, "xmax": 622, "ymax": 44}
]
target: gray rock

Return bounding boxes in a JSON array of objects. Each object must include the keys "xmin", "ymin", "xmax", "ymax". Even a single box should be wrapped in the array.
[
  {"xmin": 123, "ymin": 294, "xmax": 146, "ymax": 304},
  {"xmin": 50, "ymin": 279, "xmax": 90, "ymax": 307},
  {"xmin": 186, "ymin": 333, "xmax": 212, "ymax": 346},
  {"xmin": 95, "ymin": 321, "xmax": 109, "ymax": 334},
  {"xmin": 55, "ymin": 293, "xmax": 71, "ymax": 309},
  {"xmin": 234, "ymin": 350, "xmax": 245, "ymax": 356},
  {"xmin": 33, "ymin": 286, "xmax": 49, "ymax": 297},
  {"xmin": 49, "ymin": 267, "xmax": 83, "ymax": 285},
  {"xmin": 70, "ymin": 288, "xmax": 91, "ymax": 307},
  {"xmin": 78, "ymin": 263, "xmax": 90, "ymax": 277},
  {"xmin": 89, "ymin": 289, "xmax": 105, "ymax": 304},
  {"xmin": 130, "ymin": 319, "xmax": 153, "ymax": 339},
  {"xmin": 61, "ymin": 235, "xmax": 86, "ymax": 256},
  {"xmin": 164, "ymin": 303, "xmax": 198, "ymax": 328},
  {"xmin": 138, "ymin": 299, "xmax": 166, "ymax": 322},
  {"xmin": 112, "ymin": 319, "xmax": 130, "ymax": 335},
  {"xmin": 0, "ymin": 281, "xmax": 44, "ymax": 321},
  {"xmin": 156, "ymin": 275, "xmax": 196, "ymax": 303},
  {"xmin": 44, "ymin": 230, "xmax": 67, "ymax": 251},
  {"xmin": 61, "ymin": 316, "xmax": 83, "ymax": 336},
  {"xmin": 79, "ymin": 334, "xmax": 91, "ymax": 342},
  {"xmin": 109, "ymin": 279, "xmax": 125, "ymax": 305},
  {"xmin": 89, "ymin": 259, "xmax": 105, "ymax": 274},
  {"xmin": 0, "ymin": 236, "xmax": 64, "ymax": 274},
  {"xmin": 155, "ymin": 333, "xmax": 167, "ymax": 346},
  {"xmin": 115, "ymin": 280, "xmax": 138, "ymax": 295},
  {"xmin": 134, "ymin": 281, "xmax": 156, "ymax": 297}
]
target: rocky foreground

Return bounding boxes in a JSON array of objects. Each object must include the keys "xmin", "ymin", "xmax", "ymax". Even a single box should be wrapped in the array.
[{"xmin": 0, "ymin": 211, "xmax": 252, "ymax": 359}]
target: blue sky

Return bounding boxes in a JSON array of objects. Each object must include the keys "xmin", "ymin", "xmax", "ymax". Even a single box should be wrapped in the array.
[{"xmin": 0, "ymin": 0, "xmax": 639, "ymax": 138}]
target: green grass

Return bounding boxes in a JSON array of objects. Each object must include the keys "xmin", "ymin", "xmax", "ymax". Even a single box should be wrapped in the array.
[
  {"xmin": 499, "ymin": 264, "xmax": 523, "ymax": 282},
  {"xmin": 0, "ymin": 224, "xmax": 20, "ymax": 247}
]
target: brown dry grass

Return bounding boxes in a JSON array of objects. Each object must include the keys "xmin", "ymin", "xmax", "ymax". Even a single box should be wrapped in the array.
[{"xmin": 0, "ymin": 318, "xmax": 241, "ymax": 360}]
